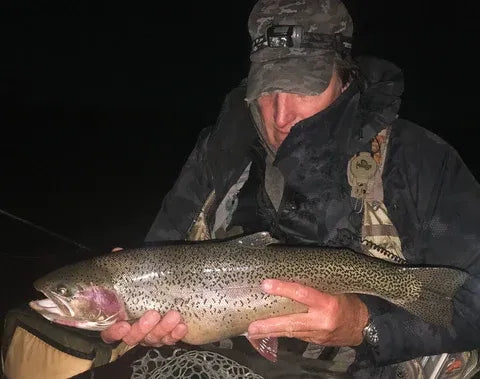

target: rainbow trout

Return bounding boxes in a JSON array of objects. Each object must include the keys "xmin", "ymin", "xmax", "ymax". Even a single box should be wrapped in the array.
[{"xmin": 30, "ymin": 232, "xmax": 469, "ymax": 360}]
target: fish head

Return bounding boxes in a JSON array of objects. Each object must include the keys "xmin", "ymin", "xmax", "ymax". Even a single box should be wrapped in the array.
[{"xmin": 29, "ymin": 260, "xmax": 126, "ymax": 331}]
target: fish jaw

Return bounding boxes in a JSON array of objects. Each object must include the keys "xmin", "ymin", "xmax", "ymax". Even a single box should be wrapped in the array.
[
  {"xmin": 28, "ymin": 297, "xmax": 105, "ymax": 330},
  {"xmin": 30, "ymin": 299, "xmax": 118, "ymax": 330},
  {"xmin": 29, "ymin": 298, "xmax": 72, "ymax": 322},
  {"xmin": 29, "ymin": 287, "xmax": 127, "ymax": 331}
]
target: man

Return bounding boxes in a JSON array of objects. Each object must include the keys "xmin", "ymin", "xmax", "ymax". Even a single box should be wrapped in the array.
[{"xmin": 102, "ymin": 0, "xmax": 480, "ymax": 376}]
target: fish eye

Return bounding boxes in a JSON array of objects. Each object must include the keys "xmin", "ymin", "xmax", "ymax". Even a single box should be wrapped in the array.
[{"xmin": 56, "ymin": 284, "xmax": 71, "ymax": 297}]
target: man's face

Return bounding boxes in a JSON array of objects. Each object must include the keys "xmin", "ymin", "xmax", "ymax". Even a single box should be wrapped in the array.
[{"xmin": 256, "ymin": 72, "xmax": 343, "ymax": 150}]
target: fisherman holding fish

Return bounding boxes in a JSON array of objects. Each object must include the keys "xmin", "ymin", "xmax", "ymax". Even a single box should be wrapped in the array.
[
  {"xmin": 96, "ymin": 0, "xmax": 480, "ymax": 377},
  {"xmin": 24, "ymin": 0, "xmax": 480, "ymax": 377}
]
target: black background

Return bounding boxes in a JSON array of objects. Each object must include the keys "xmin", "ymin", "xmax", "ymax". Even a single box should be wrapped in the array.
[{"xmin": 0, "ymin": 1, "xmax": 479, "ymax": 321}]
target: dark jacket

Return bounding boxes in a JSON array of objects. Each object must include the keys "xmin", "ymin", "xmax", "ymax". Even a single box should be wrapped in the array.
[{"xmin": 145, "ymin": 56, "xmax": 480, "ymax": 371}]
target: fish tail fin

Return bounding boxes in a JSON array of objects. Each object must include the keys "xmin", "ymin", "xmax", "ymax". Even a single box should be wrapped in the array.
[{"xmin": 397, "ymin": 266, "xmax": 469, "ymax": 327}]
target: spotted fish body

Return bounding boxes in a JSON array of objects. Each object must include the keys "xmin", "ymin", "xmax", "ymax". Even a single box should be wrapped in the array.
[{"xmin": 30, "ymin": 232, "xmax": 469, "ymax": 346}]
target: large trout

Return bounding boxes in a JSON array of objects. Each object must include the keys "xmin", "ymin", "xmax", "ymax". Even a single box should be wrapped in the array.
[{"xmin": 30, "ymin": 232, "xmax": 469, "ymax": 360}]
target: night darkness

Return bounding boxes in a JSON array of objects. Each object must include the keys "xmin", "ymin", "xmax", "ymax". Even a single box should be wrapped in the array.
[{"xmin": 0, "ymin": 0, "xmax": 479, "ymax": 326}]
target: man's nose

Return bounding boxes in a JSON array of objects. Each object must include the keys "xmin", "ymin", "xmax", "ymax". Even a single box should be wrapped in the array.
[{"xmin": 273, "ymin": 93, "xmax": 297, "ymax": 130}]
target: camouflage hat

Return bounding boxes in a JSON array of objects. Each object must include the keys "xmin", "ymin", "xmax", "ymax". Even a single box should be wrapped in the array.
[{"xmin": 245, "ymin": 0, "xmax": 353, "ymax": 102}]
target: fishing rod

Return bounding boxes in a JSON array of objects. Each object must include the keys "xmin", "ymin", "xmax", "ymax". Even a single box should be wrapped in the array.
[{"xmin": 0, "ymin": 207, "xmax": 93, "ymax": 254}]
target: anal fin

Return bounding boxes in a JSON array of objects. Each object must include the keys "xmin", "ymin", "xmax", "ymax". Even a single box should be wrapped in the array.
[{"xmin": 247, "ymin": 336, "xmax": 278, "ymax": 362}]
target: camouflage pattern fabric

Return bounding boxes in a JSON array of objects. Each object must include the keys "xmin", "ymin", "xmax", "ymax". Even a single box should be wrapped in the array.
[
  {"xmin": 146, "ymin": 55, "xmax": 480, "ymax": 373},
  {"xmin": 246, "ymin": 0, "xmax": 353, "ymax": 101}
]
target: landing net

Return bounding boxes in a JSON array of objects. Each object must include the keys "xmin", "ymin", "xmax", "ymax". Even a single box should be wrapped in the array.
[{"xmin": 131, "ymin": 348, "xmax": 264, "ymax": 379}]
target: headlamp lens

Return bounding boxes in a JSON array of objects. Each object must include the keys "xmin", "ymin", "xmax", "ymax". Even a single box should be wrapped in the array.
[{"xmin": 266, "ymin": 25, "xmax": 301, "ymax": 48}]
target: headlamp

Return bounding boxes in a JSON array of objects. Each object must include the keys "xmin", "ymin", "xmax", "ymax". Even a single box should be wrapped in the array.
[
  {"xmin": 266, "ymin": 25, "xmax": 303, "ymax": 48},
  {"xmin": 252, "ymin": 24, "xmax": 352, "ymax": 56}
]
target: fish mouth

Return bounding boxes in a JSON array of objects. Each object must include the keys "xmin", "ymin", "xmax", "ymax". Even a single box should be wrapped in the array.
[
  {"xmin": 29, "ymin": 289, "xmax": 81, "ymax": 329},
  {"xmin": 29, "ymin": 290, "xmax": 120, "ymax": 331},
  {"xmin": 30, "ymin": 290, "xmax": 74, "ymax": 318},
  {"xmin": 29, "ymin": 298, "xmax": 67, "ymax": 318}
]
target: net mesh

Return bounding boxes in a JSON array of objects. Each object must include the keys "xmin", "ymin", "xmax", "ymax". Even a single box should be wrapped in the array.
[{"xmin": 131, "ymin": 348, "xmax": 264, "ymax": 379}]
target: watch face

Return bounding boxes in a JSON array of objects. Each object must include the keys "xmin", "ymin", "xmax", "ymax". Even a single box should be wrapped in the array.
[{"xmin": 363, "ymin": 322, "xmax": 379, "ymax": 346}]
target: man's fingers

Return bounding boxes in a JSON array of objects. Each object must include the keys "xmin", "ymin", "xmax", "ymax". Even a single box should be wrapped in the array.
[
  {"xmin": 144, "ymin": 310, "xmax": 182, "ymax": 343},
  {"xmin": 101, "ymin": 321, "xmax": 131, "ymax": 343},
  {"xmin": 170, "ymin": 322, "xmax": 188, "ymax": 341},
  {"xmin": 101, "ymin": 309, "xmax": 187, "ymax": 347},
  {"xmin": 248, "ymin": 313, "xmax": 312, "ymax": 338},
  {"xmin": 262, "ymin": 279, "xmax": 334, "ymax": 308},
  {"xmin": 144, "ymin": 322, "xmax": 187, "ymax": 346},
  {"xmin": 111, "ymin": 247, "xmax": 123, "ymax": 252},
  {"xmin": 123, "ymin": 310, "xmax": 161, "ymax": 346},
  {"xmin": 161, "ymin": 324, "xmax": 186, "ymax": 346},
  {"xmin": 161, "ymin": 323, "xmax": 188, "ymax": 345}
]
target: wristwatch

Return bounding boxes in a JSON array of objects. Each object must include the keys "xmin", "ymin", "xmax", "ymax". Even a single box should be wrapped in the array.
[{"xmin": 362, "ymin": 318, "xmax": 379, "ymax": 346}]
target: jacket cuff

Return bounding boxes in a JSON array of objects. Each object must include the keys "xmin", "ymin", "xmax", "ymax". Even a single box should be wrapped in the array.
[{"xmin": 354, "ymin": 294, "xmax": 399, "ymax": 365}]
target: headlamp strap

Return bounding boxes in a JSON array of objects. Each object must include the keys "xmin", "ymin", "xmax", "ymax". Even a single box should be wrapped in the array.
[{"xmin": 252, "ymin": 25, "xmax": 352, "ymax": 55}]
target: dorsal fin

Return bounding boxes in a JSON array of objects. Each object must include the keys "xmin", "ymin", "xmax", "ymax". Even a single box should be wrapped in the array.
[{"xmin": 230, "ymin": 232, "xmax": 279, "ymax": 249}]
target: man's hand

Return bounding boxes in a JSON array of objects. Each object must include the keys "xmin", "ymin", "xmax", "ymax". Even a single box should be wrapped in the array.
[
  {"xmin": 247, "ymin": 279, "xmax": 369, "ymax": 346},
  {"xmin": 101, "ymin": 310, "xmax": 188, "ymax": 347}
]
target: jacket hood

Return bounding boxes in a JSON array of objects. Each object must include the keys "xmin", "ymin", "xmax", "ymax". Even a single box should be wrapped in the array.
[
  {"xmin": 355, "ymin": 55, "xmax": 404, "ymax": 144},
  {"xmin": 271, "ymin": 55, "xmax": 404, "ymax": 187},
  {"xmin": 248, "ymin": 55, "xmax": 404, "ymax": 161},
  {"xmin": 207, "ymin": 55, "xmax": 404, "ymax": 201}
]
